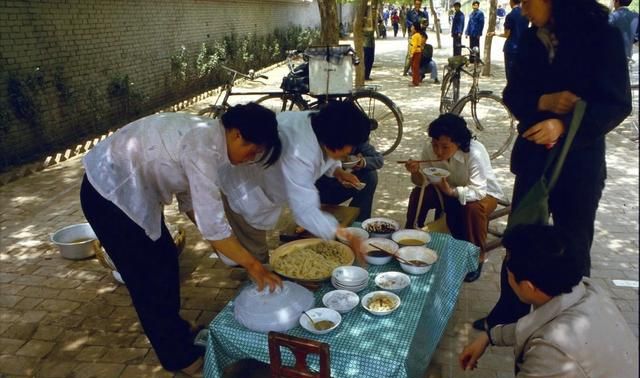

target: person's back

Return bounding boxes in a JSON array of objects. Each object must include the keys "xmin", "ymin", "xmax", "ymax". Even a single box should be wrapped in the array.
[{"xmin": 609, "ymin": 0, "xmax": 639, "ymax": 59}]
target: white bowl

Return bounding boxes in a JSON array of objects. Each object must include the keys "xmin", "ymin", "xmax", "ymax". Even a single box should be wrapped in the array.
[
  {"xmin": 361, "ymin": 217, "xmax": 400, "ymax": 239},
  {"xmin": 391, "ymin": 229, "xmax": 431, "ymax": 247},
  {"xmin": 361, "ymin": 291, "xmax": 401, "ymax": 316},
  {"xmin": 342, "ymin": 155, "xmax": 361, "ymax": 169},
  {"xmin": 375, "ymin": 271, "xmax": 410, "ymax": 293},
  {"xmin": 363, "ymin": 238, "xmax": 398, "ymax": 265},
  {"xmin": 336, "ymin": 227, "xmax": 370, "ymax": 245},
  {"xmin": 50, "ymin": 223, "xmax": 98, "ymax": 260},
  {"xmin": 396, "ymin": 246, "xmax": 439, "ymax": 275},
  {"xmin": 299, "ymin": 308, "xmax": 342, "ymax": 335},
  {"xmin": 423, "ymin": 167, "xmax": 450, "ymax": 183},
  {"xmin": 322, "ymin": 290, "xmax": 360, "ymax": 313},
  {"xmin": 331, "ymin": 278, "xmax": 368, "ymax": 293},
  {"xmin": 332, "ymin": 266, "xmax": 369, "ymax": 286}
]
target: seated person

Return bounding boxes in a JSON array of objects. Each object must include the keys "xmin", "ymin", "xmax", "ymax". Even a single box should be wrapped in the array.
[
  {"xmin": 315, "ymin": 142, "xmax": 384, "ymax": 222},
  {"xmin": 420, "ymin": 41, "xmax": 439, "ymax": 84},
  {"xmin": 404, "ymin": 113, "xmax": 503, "ymax": 282},
  {"xmin": 459, "ymin": 224, "xmax": 639, "ymax": 376}
]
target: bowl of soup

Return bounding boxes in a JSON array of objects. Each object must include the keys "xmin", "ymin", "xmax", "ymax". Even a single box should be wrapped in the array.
[
  {"xmin": 396, "ymin": 246, "xmax": 438, "ymax": 275},
  {"xmin": 363, "ymin": 238, "xmax": 398, "ymax": 265},
  {"xmin": 299, "ymin": 307, "xmax": 342, "ymax": 335},
  {"xmin": 423, "ymin": 167, "xmax": 450, "ymax": 183},
  {"xmin": 391, "ymin": 229, "xmax": 431, "ymax": 247}
]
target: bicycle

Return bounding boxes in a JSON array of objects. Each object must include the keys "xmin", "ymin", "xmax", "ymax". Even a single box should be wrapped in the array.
[
  {"xmin": 439, "ymin": 46, "xmax": 516, "ymax": 160},
  {"xmin": 198, "ymin": 51, "xmax": 404, "ymax": 156}
]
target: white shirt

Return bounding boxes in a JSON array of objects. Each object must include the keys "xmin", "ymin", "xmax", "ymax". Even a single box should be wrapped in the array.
[
  {"xmin": 219, "ymin": 111, "xmax": 340, "ymax": 240},
  {"xmin": 420, "ymin": 139, "xmax": 504, "ymax": 204},
  {"xmin": 83, "ymin": 113, "xmax": 232, "ymax": 241}
]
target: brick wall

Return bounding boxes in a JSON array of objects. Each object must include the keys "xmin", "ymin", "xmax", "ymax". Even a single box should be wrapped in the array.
[{"xmin": 0, "ymin": 0, "xmax": 320, "ymax": 169}]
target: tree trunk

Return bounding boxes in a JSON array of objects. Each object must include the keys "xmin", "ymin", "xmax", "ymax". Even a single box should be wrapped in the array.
[
  {"xmin": 428, "ymin": 0, "xmax": 441, "ymax": 48},
  {"xmin": 481, "ymin": 0, "xmax": 497, "ymax": 76},
  {"xmin": 317, "ymin": 0, "xmax": 340, "ymax": 46},
  {"xmin": 353, "ymin": 0, "xmax": 370, "ymax": 87}
]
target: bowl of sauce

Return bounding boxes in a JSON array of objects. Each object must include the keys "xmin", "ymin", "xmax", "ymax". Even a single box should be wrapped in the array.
[
  {"xmin": 391, "ymin": 229, "xmax": 431, "ymax": 247},
  {"xmin": 396, "ymin": 246, "xmax": 438, "ymax": 275},
  {"xmin": 363, "ymin": 238, "xmax": 398, "ymax": 265},
  {"xmin": 299, "ymin": 307, "xmax": 342, "ymax": 335}
]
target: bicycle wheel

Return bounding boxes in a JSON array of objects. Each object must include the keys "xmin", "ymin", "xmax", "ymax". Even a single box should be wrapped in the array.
[
  {"xmin": 350, "ymin": 91, "xmax": 403, "ymax": 156},
  {"xmin": 439, "ymin": 68, "xmax": 460, "ymax": 114},
  {"xmin": 452, "ymin": 93, "xmax": 516, "ymax": 160},
  {"xmin": 255, "ymin": 94, "xmax": 307, "ymax": 112}
]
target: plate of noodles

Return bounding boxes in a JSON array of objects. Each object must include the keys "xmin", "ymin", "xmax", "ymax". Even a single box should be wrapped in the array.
[{"xmin": 270, "ymin": 239, "xmax": 355, "ymax": 283}]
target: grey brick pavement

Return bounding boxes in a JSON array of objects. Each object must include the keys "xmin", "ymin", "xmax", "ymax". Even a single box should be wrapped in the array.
[{"xmin": 1, "ymin": 32, "xmax": 637, "ymax": 378}]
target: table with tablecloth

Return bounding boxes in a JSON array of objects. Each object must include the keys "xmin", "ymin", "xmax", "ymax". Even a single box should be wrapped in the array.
[{"xmin": 204, "ymin": 232, "xmax": 479, "ymax": 378}]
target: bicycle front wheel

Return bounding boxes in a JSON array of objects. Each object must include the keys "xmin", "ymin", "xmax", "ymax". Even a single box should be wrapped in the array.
[
  {"xmin": 453, "ymin": 93, "xmax": 516, "ymax": 160},
  {"xmin": 439, "ymin": 68, "xmax": 460, "ymax": 114},
  {"xmin": 255, "ymin": 94, "xmax": 307, "ymax": 112},
  {"xmin": 350, "ymin": 91, "xmax": 403, "ymax": 156}
]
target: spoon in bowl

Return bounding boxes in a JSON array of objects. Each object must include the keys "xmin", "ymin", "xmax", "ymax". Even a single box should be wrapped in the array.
[{"xmin": 368, "ymin": 243, "xmax": 420, "ymax": 266}]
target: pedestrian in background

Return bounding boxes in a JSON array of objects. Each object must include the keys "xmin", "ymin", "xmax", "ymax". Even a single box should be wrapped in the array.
[
  {"xmin": 409, "ymin": 21, "xmax": 427, "ymax": 86},
  {"xmin": 400, "ymin": 5, "xmax": 408, "ymax": 37},
  {"xmin": 391, "ymin": 10, "xmax": 400, "ymax": 37},
  {"xmin": 609, "ymin": 0, "xmax": 639, "ymax": 61},
  {"xmin": 488, "ymin": 0, "xmax": 529, "ymax": 81},
  {"xmin": 465, "ymin": 1, "xmax": 485, "ymax": 57},
  {"xmin": 451, "ymin": 2, "xmax": 465, "ymax": 56}
]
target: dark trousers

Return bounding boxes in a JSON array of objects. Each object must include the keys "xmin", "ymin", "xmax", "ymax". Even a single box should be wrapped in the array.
[
  {"xmin": 80, "ymin": 175, "xmax": 202, "ymax": 371},
  {"xmin": 392, "ymin": 23, "xmax": 399, "ymax": 37},
  {"xmin": 453, "ymin": 35, "xmax": 462, "ymax": 56},
  {"xmin": 315, "ymin": 169, "xmax": 378, "ymax": 222},
  {"xmin": 364, "ymin": 46, "xmax": 375, "ymax": 80},
  {"xmin": 504, "ymin": 52, "xmax": 516, "ymax": 82},
  {"xmin": 486, "ymin": 165, "xmax": 605, "ymax": 328},
  {"xmin": 469, "ymin": 36, "xmax": 480, "ymax": 50}
]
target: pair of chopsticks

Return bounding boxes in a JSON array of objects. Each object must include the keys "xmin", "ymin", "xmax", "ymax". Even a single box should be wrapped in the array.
[
  {"xmin": 396, "ymin": 159, "xmax": 442, "ymax": 164},
  {"xmin": 368, "ymin": 243, "xmax": 420, "ymax": 266}
]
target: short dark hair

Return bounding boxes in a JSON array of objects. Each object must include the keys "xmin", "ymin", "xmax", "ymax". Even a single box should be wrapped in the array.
[
  {"xmin": 472, "ymin": 1, "xmax": 480, "ymax": 5},
  {"xmin": 504, "ymin": 224, "xmax": 583, "ymax": 297},
  {"xmin": 427, "ymin": 113, "xmax": 472, "ymax": 152},
  {"xmin": 310, "ymin": 101, "xmax": 371, "ymax": 151},
  {"xmin": 619, "ymin": 0, "xmax": 632, "ymax": 6},
  {"xmin": 453, "ymin": 2, "xmax": 461, "ymax": 6},
  {"xmin": 220, "ymin": 103, "xmax": 281, "ymax": 167}
]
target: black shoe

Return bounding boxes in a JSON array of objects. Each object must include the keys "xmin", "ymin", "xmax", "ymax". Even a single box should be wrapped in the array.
[
  {"xmin": 434, "ymin": 78, "xmax": 440, "ymax": 84},
  {"xmin": 472, "ymin": 317, "xmax": 486, "ymax": 331},
  {"xmin": 464, "ymin": 262, "xmax": 483, "ymax": 282}
]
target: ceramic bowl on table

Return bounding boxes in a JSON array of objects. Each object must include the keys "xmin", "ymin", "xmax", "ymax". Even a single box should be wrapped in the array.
[
  {"xmin": 322, "ymin": 290, "xmax": 360, "ymax": 313},
  {"xmin": 50, "ymin": 223, "xmax": 98, "ymax": 260},
  {"xmin": 391, "ymin": 229, "xmax": 431, "ymax": 247},
  {"xmin": 361, "ymin": 217, "xmax": 400, "ymax": 239},
  {"xmin": 396, "ymin": 246, "xmax": 439, "ymax": 275},
  {"xmin": 299, "ymin": 307, "xmax": 342, "ymax": 335},
  {"xmin": 363, "ymin": 238, "xmax": 398, "ymax": 265},
  {"xmin": 331, "ymin": 265, "xmax": 369, "ymax": 292},
  {"xmin": 336, "ymin": 227, "xmax": 369, "ymax": 245},
  {"xmin": 361, "ymin": 291, "xmax": 401, "ymax": 316},
  {"xmin": 423, "ymin": 167, "xmax": 450, "ymax": 183},
  {"xmin": 375, "ymin": 271, "xmax": 411, "ymax": 293}
]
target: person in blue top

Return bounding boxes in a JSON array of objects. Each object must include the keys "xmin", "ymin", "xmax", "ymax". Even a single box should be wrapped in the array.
[
  {"xmin": 609, "ymin": 0, "xmax": 639, "ymax": 60},
  {"xmin": 489, "ymin": 0, "xmax": 530, "ymax": 81},
  {"xmin": 404, "ymin": 0, "xmax": 429, "ymax": 75},
  {"xmin": 465, "ymin": 1, "xmax": 485, "ymax": 55},
  {"xmin": 451, "ymin": 2, "xmax": 465, "ymax": 56}
]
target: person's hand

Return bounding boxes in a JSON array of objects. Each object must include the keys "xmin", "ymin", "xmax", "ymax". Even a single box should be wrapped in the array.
[
  {"xmin": 434, "ymin": 177, "xmax": 456, "ymax": 197},
  {"xmin": 404, "ymin": 159, "xmax": 421, "ymax": 174},
  {"xmin": 337, "ymin": 227, "xmax": 367, "ymax": 266},
  {"xmin": 352, "ymin": 154, "xmax": 365, "ymax": 171},
  {"xmin": 335, "ymin": 169, "xmax": 362, "ymax": 188},
  {"xmin": 246, "ymin": 262, "xmax": 282, "ymax": 292},
  {"xmin": 522, "ymin": 118, "xmax": 565, "ymax": 146},
  {"xmin": 458, "ymin": 332, "xmax": 490, "ymax": 371},
  {"xmin": 537, "ymin": 91, "xmax": 580, "ymax": 114}
]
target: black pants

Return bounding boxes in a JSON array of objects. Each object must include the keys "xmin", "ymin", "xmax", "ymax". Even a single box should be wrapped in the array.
[
  {"xmin": 364, "ymin": 46, "xmax": 375, "ymax": 80},
  {"xmin": 453, "ymin": 35, "xmax": 462, "ymax": 56},
  {"xmin": 504, "ymin": 51, "xmax": 516, "ymax": 82},
  {"xmin": 315, "ymin": 169, "xmax": 378, "ymax": 222},
  {"xmin": 392, "ymin": 23, "xmax": 399, "ymax": 37},
  {"xmin": 469, "ymin": 36, "xmax": 480, "ymax": 50},
  {"xmin": 486, "ymin": 163, "xmax": 605, "ymax": 328},
  {"xmin": 80, "ymin": 175, "xmax": 202, "ymax": 371}
]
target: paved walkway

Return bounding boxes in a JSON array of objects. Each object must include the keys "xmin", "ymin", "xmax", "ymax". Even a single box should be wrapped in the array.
[{"xmin": 1, "ymin": 32, "xmax": 638, "ymax": 378}]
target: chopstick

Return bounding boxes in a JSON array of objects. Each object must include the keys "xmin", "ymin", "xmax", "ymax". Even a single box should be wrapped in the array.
[
  {"xmin": 396, "ymin": 159, "xmax": 442, "ymax": 164},
  {"xmin": 368, "ymin": 243, "xmax": 418, "ymax": 266}
]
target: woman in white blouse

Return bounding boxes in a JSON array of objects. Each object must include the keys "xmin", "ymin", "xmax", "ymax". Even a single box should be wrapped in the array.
[
  {"xmin": 404, "ymin": 113, "xmax": 504, "ymax": 282},
  {"xmin": 80, "ymin": 104, "xmax": 282, "ymax": 375}
]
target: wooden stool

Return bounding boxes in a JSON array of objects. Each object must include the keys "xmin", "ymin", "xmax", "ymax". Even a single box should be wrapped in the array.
[
  {"xmin": 485, "ymin": 198, "xmax": 511, "ymax": 252},
  {"xmin": 268, "ymin": 331, "xmax": 331, "ymax": 378}
]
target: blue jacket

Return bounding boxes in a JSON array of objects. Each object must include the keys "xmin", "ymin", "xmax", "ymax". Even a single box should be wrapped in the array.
[
  {"xmin": 609, "ymin": 7, "xmax": 639, "ymax": 58},
  {"xmin": 451, "ymin": 10, "xmax": 464, "ymax": 36},
  {"xmin": 465, "ymin": 9, "xmax": 485, "ymax": 37},
  {"xmin": 406, "ymin": 8, "xmax": 428, "ymax": 29},
  {"xmin": 503, "ymin": 6, "xmax": 529, "ymax": 54}
]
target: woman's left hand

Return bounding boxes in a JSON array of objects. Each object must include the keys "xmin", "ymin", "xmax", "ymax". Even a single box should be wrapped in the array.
[
  {"xmin": 335, "ymin": 169, "xmax": 361, "ymax": 188},
  {"xmin": 522, "ymin": 119, "xmax": 565, "ymax": 146},
  {"xmin": 434, "ymin": 177, "xmax": 456, "ymax": 197}
]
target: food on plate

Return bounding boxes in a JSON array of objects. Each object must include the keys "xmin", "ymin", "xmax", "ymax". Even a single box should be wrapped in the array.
[
  {"xmin": 366, "ymin": 294, "xmax": 398, "ymax": 312},
  {"xmin": 313, "ymin": 320, "xmax": 335, "ymax": 331},
  {"xmin": 273, "ymin": 242, "xmax": 349, "ymax": 280},
  {"xmin": 364, "ymin": 222, "xmax": 396, "ymax": 234},
  {"xmin": 398, "ymin": 238, "xmax": 425, "ymax": 246}
]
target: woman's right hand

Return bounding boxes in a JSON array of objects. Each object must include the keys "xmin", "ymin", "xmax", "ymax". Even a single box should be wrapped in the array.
[
  {"xmin": 405, "ymin": 159, "xmax": 421, "ymax": 174},
  {"xmin": 247, "ymin": 262, "xmax": 282, "ymax": 292},
  {"xmin": 537, "ymin": 91, "xmax": 580, "ymax": 114}
]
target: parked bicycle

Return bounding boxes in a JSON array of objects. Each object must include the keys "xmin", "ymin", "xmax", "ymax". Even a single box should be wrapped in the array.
[
  {"xmin": 198, "ymin": 51, "xmax": 404, "ymax": 156},
  {"xmin": 439, "ymin": 46, "xmax": 516, "ymax": 160}
]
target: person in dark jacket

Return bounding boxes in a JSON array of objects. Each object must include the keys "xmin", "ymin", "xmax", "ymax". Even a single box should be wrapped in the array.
[
  {"xmin": 473, "ymin": 0, "xmax": 632, "ymax": 333},
  {"xmin": 451, "ymin": 2, "xmax": 465, "ymax": 56},
  {"xmin": 465, "ymin": 1, "xmax": 485, "ymax": 53},
  {"xmin": 488, "ymin": 0, "xmax": 530, "ymax": 81}
]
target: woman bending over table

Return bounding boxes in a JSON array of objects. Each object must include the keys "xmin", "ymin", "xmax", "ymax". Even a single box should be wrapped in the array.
[
  {"xmin": 80, "ymin": 104, "xmax": 282, "ymax": 375},
  {"xmin": 404, "ymin": 113, "xmax": 504, "ymax": 282}
]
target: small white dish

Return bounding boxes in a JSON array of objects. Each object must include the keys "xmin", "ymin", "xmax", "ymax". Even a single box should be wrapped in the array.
[
  {"xmin": 342, "ymin": 155, "xmax": 361, "ymax": 169},
  {"xmin": 364, "ymin": 238, "xmax": 398, "ymax": 265},
  {"xmin": 423, "ymin": 167, "xmax": 450, "ymax": 183},
  {"xmin": 375, "ymin": 271, "xmax": 410, "ymax": 293},
  {"xmin": 361, "ymin": 291, "xmax": 401, "ymax": 316},
  {"xmin": 396, "ymin": 246, "xmax": 439, "ymax": 275},
  {"xmin": 299, "ymin": 307, "xmax": 342, "ymax": 335},
  {"xmin": 322, "ymin": 290, "xmax": 360, "ymax": 313},
  {"xmin": 332, "ymin": 266, "xmax": 369, "ymax": 286}
]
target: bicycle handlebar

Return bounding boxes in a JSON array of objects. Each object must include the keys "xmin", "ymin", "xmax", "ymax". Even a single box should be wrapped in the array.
[{"xmin": 458, "ymin": 45, "xmax": 484, "ymax": 65}]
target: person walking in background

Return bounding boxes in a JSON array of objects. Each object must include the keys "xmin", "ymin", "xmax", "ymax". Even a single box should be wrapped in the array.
[
  {"xmin": 400, "ymin": 5, "xmax": 408, "ymax": 38},
  {"xmin": 488, "ymin": 0, "xmax": 529, "ymax": 81},
  {"xmin": 363, "ymin": 26, "xmax": 376, "ymax": 80},
  {"xmin": 465, "ymin": 1, "xmax": 485, "ymax": 56},
  {"xmin": 409, "ymin": 21, "xmax": 427, "ymax": 86},
  {"xmin": 495, "ymin": 4, "xmax": 506, "ymax": 32},
  {"xmin": 473, "ymin": 0, "xmax": 631, "ymax": 334},
  {"xmin": 404, "ymin": 0, "xmax": 429, "ymax": 75},
  {"xmin": 451, "ymin": 2, "xmax": 465, "ymax": 56},
  {"xmin": 609, "ymin": 0, "xmax": 639, "ymax": 61},
  {"xmin": 391, "ymin": 9, "xmax": 400, "ymax": 37}
]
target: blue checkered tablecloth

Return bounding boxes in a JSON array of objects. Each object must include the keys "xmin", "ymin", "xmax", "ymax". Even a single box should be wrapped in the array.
[{"xmin": 204, "ymin": 233, "xmax": 479, "ymax": 378}]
